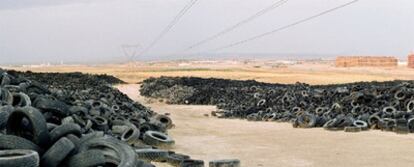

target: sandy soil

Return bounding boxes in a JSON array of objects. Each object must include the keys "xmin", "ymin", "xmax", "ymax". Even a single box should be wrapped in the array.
[
  {"xmin": 6, "ymin": 61, "xmax": 414, "ymax": 84},
  {"xmin": 117, "ymin": 84, "xmax": 414, "ymax": 167}
]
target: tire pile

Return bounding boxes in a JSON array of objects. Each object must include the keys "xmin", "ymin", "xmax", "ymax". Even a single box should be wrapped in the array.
[
  {"xmin": 141, "ymin": 76, "xmax": 414, "ymax": 134},
  {"xmin": 140, "ymin": 76, "xmax": 280, "ymax": 105},
  {"xmin": 0, "ymin": 70, "xmax": 204, "ymax": 167}
]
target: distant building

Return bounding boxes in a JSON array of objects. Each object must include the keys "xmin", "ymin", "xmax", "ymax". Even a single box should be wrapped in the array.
[
  {"xmin": 335, "ymin": 56, "xmax": 398, "ymax": 67},
  {"xmin": 408, "ymin": 53, "xmax": 414, "ymax": 68}
]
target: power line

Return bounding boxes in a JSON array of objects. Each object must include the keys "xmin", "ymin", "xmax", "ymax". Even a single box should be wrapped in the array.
[
  {"xmin": 185, "ymin": 0, "xmax": 289, "ymax": 51},
  {"xmin": 131, "ymin": 0, "xmax": 198, "ymax": 61},
  {"xmin": 121, "ymin": 44, "xmax": 140, "ymax": 60},
  {"xmin": 209, "ymin": 0, "xmax": 360, "ymax": 52}
]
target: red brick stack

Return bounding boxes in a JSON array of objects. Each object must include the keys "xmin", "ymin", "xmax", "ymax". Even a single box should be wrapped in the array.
[
  {"xmin": 408, "ymin": 54, "xmax": 414, "ymax": 68},
  {"xmin": 335, "ymin": 56, "xmax": 398, "ymax": 67}
]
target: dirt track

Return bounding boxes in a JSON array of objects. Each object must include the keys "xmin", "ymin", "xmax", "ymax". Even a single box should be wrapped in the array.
[{"xmin": 118, "ymin": 84, "xmax": 414, "ymax": 167}]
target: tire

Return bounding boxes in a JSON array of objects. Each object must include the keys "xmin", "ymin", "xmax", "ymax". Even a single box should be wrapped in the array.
[
  {"xmin": 395, "ymin": 118, "xmax": 409, "ymax": 134},
  {"xmin": 407, "ymin": 100, "xmax": 414, "ymax": 113},
  {"xmin": 41, "ymin": 137, "xmax": 75, "ymax": 167},
  {"xmin": 49, "ymin": 123, "xmax": 82, "ymax": 143},
  {"xmin": 0, "ymin": 135, "xmax": 42, "ymax": 153},
  {"xmin": 353, "ymin": 120, "xmax": 368, "ymax": 130},
  {"xmin": 143, "ymin": 131, "xmax": 175, "ymax": 148},
  {"xmin": 91, "ymin": 116, "xmax": 109, "ymax": 132},
  {"xmin": 344, "ymin": 126, "xmax": 362, "ymax": 132},
  {"xmin": 47, "ymin": 123, "xmax": 58, "ymax": 132},
  {"xmin": 67, "ymin": 150, "xmax": 106, "ymax": 167},
  {"xmin": 368, "ymin": 114, "xmax": 381, "ymax": 129},
  {"xmin": 65, "ymin": 134, "xmax": 80, "ymax": 147},
  {"xmin": 382, "ymin": 118, "xmax": 396, "ymax": 131},
  {"xmin": 135, "ymin": 149, "xmax": 169, "ymax": 162},
  {"xmin": 111, "ymin": 125, "xmax": 129, "ymax": 135},
  {"xmin": 33, "ymin": 96, "xmax": 70, "ymax": 117},
  {"xmin": 323, "ymin": 119, "xmax": 342, "ymax": 131},
  {"xmin": 0, "ymin": 88, "xmax": 13, "ymax": 105},
  {"xmin": 0, "ymin": 109, "xmax": 10, "ymax": 130},
  {"xmin": 11, "ymin": 92, "xmax": 31, "ymax": 107},
  {"xmin": 209, "ymin": 159, "xmax": 241, "ymax": 167},
  {"xmin": 408, "ymin": 118, "xmax": 414, "ymax": 132},
  {"xmin": 165, "ymin": 153, "xmax": 191, "ymax": 166},
  {"xmin": 6, "ymin": 106, "xmax": 51, "ymax": 147},
  {"xmin": 297, "ymin": 113, "xmax": 316, "ymax": 128},
  {"xmin": 153, "ymin": 114, "xmax": 174, "ymax": 129},
  {"xmin": 121, "ymin": 126, "xmax": 140, "ymax": 145},
  {"xmin": 61, "ymin": 116, "xmax": 75, "ymax": 124},
  {"xmin": 180, "ymin": 159, "xmax": 204, "ymax": 167},
  {"xmin": 334, "ymin": 116, "xmax": 353, "ymax": 127},
  {"xmin": 0, "ymin": 149, "xmax": 39, "ymax": 167},
  {"xmin": 77, "ymin": 136, "xmax": 138, "ymax": 167}
]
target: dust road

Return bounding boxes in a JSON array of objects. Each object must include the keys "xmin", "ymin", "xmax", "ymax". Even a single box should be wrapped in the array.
[{"xmin": 117, "ymin": 84, "xmax": 414, "ymax": 167}]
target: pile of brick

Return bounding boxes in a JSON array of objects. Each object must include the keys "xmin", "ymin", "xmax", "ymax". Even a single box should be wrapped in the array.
[
  {"xmin": 335, "ymin": 56, "xmax": 398, "ymax": 67},
  {"xmin": 408, "ymin": 54, "xmax": 414, "ymax": 68}
]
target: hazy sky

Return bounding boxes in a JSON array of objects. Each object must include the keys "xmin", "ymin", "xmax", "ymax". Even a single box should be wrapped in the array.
[{"xmin": 0, "ymin": 0, "xmax": 413, "ymax": 64}]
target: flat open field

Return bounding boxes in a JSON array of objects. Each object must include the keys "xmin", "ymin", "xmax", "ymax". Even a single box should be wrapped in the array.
[
  {"xmin": 4, "ymin": 60, "xmax": 414, "ymax": 85},
  {"xmin": 5, "ymin": 61, "xmax": 414, "ymax": 166}
]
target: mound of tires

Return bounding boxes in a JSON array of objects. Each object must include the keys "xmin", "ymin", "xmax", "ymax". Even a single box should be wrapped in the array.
[
  {"xmin": 0, "ymin": 70, "xmax": 204, "ymax": 167},
  {"xmin": 140, "ymin": 76, "xmax": 281, "ymax": 105},
  {"xmin": 141, "ymin": 76, "xmax": 414, "ymax": 134}
]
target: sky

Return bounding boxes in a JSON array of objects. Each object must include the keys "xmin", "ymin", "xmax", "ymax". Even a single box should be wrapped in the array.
[{"xmin": 0, "ymin": 0, "xmax": 413, "ymax": 64}]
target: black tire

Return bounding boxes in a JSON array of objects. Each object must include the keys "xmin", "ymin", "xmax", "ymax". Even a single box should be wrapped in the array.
[
  {"xmin": 395, "ymin": 118, "xmax": 409, "ymax": 134},
  {"xmin": 165, "ymin": 153, "xmax": 191, "ymax": 166},
  {"xmin": 0, "ymin": 88, "xmax": 13, "ymax": 105},
  {"xmin": 180, "ymin": 159, "xmax": 204, "ymax": 167},
  {"xmin": 135, "ymin": 149, "xmax": 169, "ymax": 162},
  {"xmin": 297, "ymin": 113, "xmax": 316, "ymax": 128},
  {"xmin": 344, "ymin": 126, "xmax": 362, "ymax": 132},
  {"xmin": 407, "ymin": 100, "xmax": 414, "ymax": 113},
  {"xmin": 323, "ymin": 119, "xmax": 342, "ymax": 131},
  {"xmin": 209, "ymin": 159, "xmax": 241, "ymax": 167},
  {"xmin": 153, "ymin": 114, "xmax": 173, "ymax": 129},
  {"xmin": 121, "ymin": 126, "xmax": 140, "ymax": 145},
  {"xmin": 368, "ymin": 114, "xmax": 381, "ymax": 129},
  {"xmin": 67, "ymin": 150, "xmax": 106, "ymax": 167},
  {"xmin": 0, "ymin": 135, "xmax": 42, "ymax": 153},
  {"xmin": 77, "ymin": 136, "xmax": 138, "ymax": 167},
  {"xmin": 0, "ymin": 149, "xmax": 39, "ymax": 167},
  {"xmin": 6, "ymin": 106, "xmax": 51, "ymax": 147},
  {"xmin": 111, "ymin": 125, "xmax": 129, "ymax": 135},
  {"xmin": 353, "ymin": 120, "xmax": 368, "ymax": 130},
  {"xmin": 65, "ymin": 134, "xmax": 80, "ymax": 147},
  {"xmin": 47, "ymin": 123, "xmax": 58, "ymax": 132},
  {"xmin": 33, "ymin": 96, "xmax": 70, "ymax": 117},
  {"xmin": 11, "ymin": 92, "xmax": 31, "ymax": 107},
  {"xmin": 41, "ymin": 137, "xmax": 75, "ymax": 167},
  {"xmin": 91, "ymin": 116, "xmax": 109, "ymax": 132},
  {"xmin": 0, "ymin": 109, "xmax": 10, "ymax": 130},
  {"xmin": 49, "ymin": 123, "xmax": 81, "ymax": 143},
  {"xmin": 143, "ymin": 131, "xmax": 175, "ymax": 148},
  {"xmin": 334, "ymin": 116, "xmax": 353, "ymax": 127}
]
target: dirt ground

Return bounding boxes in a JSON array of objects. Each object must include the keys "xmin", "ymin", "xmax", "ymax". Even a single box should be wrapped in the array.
[
  {"xmin": 6, "ymin": 61, "xmax": 414, "ymax": 166},
  {"xmin": 118, "ymin": 84, "xmax": 414, "ymax": 167},
  {"xmin": 6, "ymin": 61, "xmax": 414, "ymax": 85}
]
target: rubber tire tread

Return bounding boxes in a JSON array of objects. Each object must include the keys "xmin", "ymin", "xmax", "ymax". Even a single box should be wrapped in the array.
[
  {"xmin": 49, "ymin": 123, "xmax": 81, "ymax": 143},
  {"xmin": 0, "ymin": 149, "xmax": 39, "ymax": 167},
  {"xmin": 41, "ymin": 137, "xmax": 75, "ymax": 167},
  {"xmin": 143, "ymin": 131, "xmax": 174, "ymax": 148},
  {"xmin": 0, "ymin": 135, "xmax": 42, "ymax": 153},
  {"xmin": 135, "ymin": 149, "xmax": 169, "ymax": 162},
  {"xmin": 6, "ymin": 107, "xmax": 51, "ymax": 147},
  {"xmin": 67, "ymin": 150, "xmax": 106, "ymax": 167}
]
